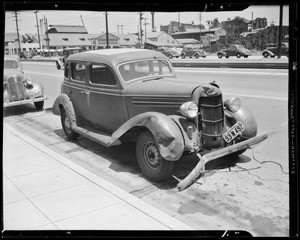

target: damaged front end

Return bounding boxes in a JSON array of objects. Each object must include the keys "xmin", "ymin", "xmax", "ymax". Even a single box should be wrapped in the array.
[{"xmin": 171, "ymin": 84, "xmax": 268, "ymax": 191}]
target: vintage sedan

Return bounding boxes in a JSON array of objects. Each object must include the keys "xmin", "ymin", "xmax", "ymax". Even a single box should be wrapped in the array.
[
  {"xmin": 56, "ymin": 47, "xmax": 85, "ymax": 69},
  {"xmin": 52, "ymin": 48, "xmax": 267, "ymax": 187},
  {"xmin": 262, "ymin": 42, "xmax": 289, "ymax": 58},
  {"xmin": 156, "ymin": 47, "xmax": 180, "ymax": 59},
  {"xmin": 181, "ymin": 47, "xmax": 207, "ymax": 58},
  {"xmin": 4, "ymin": 56, "xmax": 47, "ymax": 109},
  {"xmin": 217, "ymin": 44, "xmax": 252, "ymax": 58}
]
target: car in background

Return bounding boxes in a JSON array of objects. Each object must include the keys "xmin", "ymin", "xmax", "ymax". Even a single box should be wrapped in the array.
[
  {"xmin": 262, "ymin": 42, "xmax": 289, "ymax": 58},
  {"xmin": 56, "ymin": 47, "xmax": 85, "ymax": 69},
  {"xmin": 217, "ymin": 44, "xmax": 252, "ymax": 58},
  {"xmin": 3, "ymin": 56, "xmax": 48, "ymax": 109},
  {"xmin": 181, "ymin": 47, "xmax": 207, "ymax": 58},
  {"xmin": 157, "ymin": 47, "xmax": 180, "ymax": 59},
  {"xmin": 52, "ymin": 48, "xmax": 265, "ymax": 182}
]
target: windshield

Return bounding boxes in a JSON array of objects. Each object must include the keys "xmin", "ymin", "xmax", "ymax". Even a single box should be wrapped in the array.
[
  {"xmin": 118, "ymin": 59, "xmax": 175, "ymax": 82},
  {"xmin": 4, "ymin": 59, "xmax": 20, "ymax": 69}
]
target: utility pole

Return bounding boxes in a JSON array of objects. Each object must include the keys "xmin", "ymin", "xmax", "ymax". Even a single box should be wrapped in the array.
[
  {"xmin": 13, "ymin": 11, "xmax": 22, "ymax": 56},
  {"xmin": 251, "ymin": 12, "xmax": 254, "ymax": 30},
  {"xmin": 199, "ymin": 12, "xmax": 202, "ymax": 44},
  {"xmin": 34, "ymin": 11, "xmax": 41, "ymax": 50},
  {"xmin": 105, "ymin": 12, "xmax": 109, "ymax": 48},
  {"xmin": 80, "ymin": 15, "xmax": 85, "ymax": 27},
  {"xmin": 278, "ymin": 5, "xmax": 283, "ymax": 58},
  {"xmin": 43, "ymin": 15, "xmax": 50, "ymax": 57},
  {"xmin": 139, "ymin": 12, "xmax": 144, "ymax": 47},
  {"xmin": 151, "ymin": 12, "xmax": 155, "ymax": 31},
  {"xmin": 143, "ymin": 18, "xmax": 149, "ymax": 43}
]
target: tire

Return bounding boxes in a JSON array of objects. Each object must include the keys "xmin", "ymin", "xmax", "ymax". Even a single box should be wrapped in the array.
[
  {"xmin": 225, "ymin": 56, "xmax": 229, "ymax": 58},
  {"xmin": 202, "ymin": 56, "xmax": 206, "ymax": 58},
  {"xmin": 61, "ymin": 107, "xmax": 79, "ymax": 140},
  {"xmin": 286, "ymin": 51, "xmax": 289, "ymax": 58},
  {"xmin": 56, "ymin": 62, "xmax": 61, "ymax": 69},
  {"xmin": 244, "ymin": 55, "xmax": 248, "ymax": 58},
  {"xmin": 263, "ymin": 52, "xmax": 269, "ymax": 58},
  {"xmin": 218, "ymin": 53, "xmax": 222, "ymax": 58},
  {"xmin": 181, "ymin": 54, "xmax": 185, "ymax": 59},
  {"xmin": 194, "ymin": 53, "xmax": 199, "ymax": 58},
  {"xmin": 34, "ymin": 101, "xmax": 44, "ymax": 110},
  {"xmin": 168, "ymin": 54, "xmax": 173, "ymax": 59},
  {"xmin": 236, "ymin": 53, "xmax": 241, "ymax": 58},
  {"xmin": 136, "ymin": 130, "xmax": 174, "ymax": 182}
]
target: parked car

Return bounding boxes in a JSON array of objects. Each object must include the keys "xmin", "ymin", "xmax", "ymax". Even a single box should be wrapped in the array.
[
  {"xmin": 217, "ymin": 44, "xmax": 252, "ymax": 58},
  {"xmin": 3, "ymin": 56, "xmax": 47, "ymax": 109},
  {"xmin": 52, "ymin": 48, "xmax": 266, "ymax": 182},
  {"xmin": 157, "ymin": 47, "xmax": 180, "ymax": 59},
  {"xmin": 56, "ymin": 47, "xmax": 85, "ymax": 69},
  {"xmin": 262, "ymin": 42, "xmax": 289, "ymax": 58},
  {"xmin": 181, "ymin": 47, "xmax": 207, "ymax": 58}
]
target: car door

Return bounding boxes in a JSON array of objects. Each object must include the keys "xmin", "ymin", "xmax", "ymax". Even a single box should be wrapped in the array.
[
  {"xmin": 87, "ymin": 63, "xmax": 126, "ymax": 134},
  {"xmin": 228, "ymin": 46, "xmax": 237, "ymax": 56},
  {"xmin": 68, "ymin": 61, "xmax": 90, "ymax": 124}
]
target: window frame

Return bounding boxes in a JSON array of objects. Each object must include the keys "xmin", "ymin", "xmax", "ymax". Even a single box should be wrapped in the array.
[{"xmin": 88, "ymin": 63, "xmax": 118, "ymax": 87}]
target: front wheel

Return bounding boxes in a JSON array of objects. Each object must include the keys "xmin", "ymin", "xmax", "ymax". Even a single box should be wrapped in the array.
[
  {"xmin": 136, "ymin": 131, "xmax": 174, "ymax": 182},
  {"xmin": 168, "ymin": 54, "xmax": 173, "ymax": 59},
  {"xmin": 181, "ymin": 54, "xmax": 185, "ymax": 59},
  {"xmin": 56, "ymin": 62, "xmax": 61, "ymax": 69},
  {"xmin": 61, "ymin": 107, "xmax": 79, "ymax": 140},
  {"xmin": 218, "ymin": 53, "xmax": 222, "ymax": 58},
  {"xmin": 194, "ymin": 53, "xmax": 199, "ymax": 58},
  {"xmin": 34, "ymin": 101, "xmax": 44, "ymax": 110},
  {"xmin": 236, "ymin": 53, "xmax": 241, "ymax": 58}
]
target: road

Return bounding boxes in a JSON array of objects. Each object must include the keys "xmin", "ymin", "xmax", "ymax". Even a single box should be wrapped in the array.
[{"xmin": 3, "ymin": 62, "xmax": 289, "ymax": 236}]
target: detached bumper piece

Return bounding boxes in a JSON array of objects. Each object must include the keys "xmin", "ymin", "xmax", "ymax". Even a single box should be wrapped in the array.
[
  {"xmin": 3, "ymin": 96, "xmax": 48, "ymax": 108},
  {"xmin": 175, "ymin": 132, "xmax": 268, "ymax": 191}
]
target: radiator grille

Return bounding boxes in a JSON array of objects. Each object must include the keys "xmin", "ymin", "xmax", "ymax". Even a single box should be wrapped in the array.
[
  {"xmin": 7, "ymin": 76, "xmax": 26, "ymax": 101},
  {"xmin": 198, "ymin": 94, "xmax": 224, "ymax": 149}
]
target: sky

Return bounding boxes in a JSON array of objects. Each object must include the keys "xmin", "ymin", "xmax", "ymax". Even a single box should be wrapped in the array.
[{"xmin": 5, "ymin": 5, "xmax": 290, "ymax": 35}]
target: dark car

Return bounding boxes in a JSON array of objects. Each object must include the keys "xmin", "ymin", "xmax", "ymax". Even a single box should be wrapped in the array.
[
  {"xmin": 56, "ymin": 47, "xmax": 85, "ymax": 69},
  {"xmin": 3, "ymin": 56, "xmax": 48, "ymax": 109},
  {"xmin": 262, "ymin": 42, "xmax": 289, "ymax": 58},
  {"xmin": 157, "ymin": 47, "xmax": 180, "ymax": 59},
  {"xmin": 181, "ymin": 47, "xmax": 207, "ymax": 59},
  {"xmin": 217, "ymin": 44, "xmax": 252, "ymax": 58},
  {"xmin": 52, "ymin": 49, "xmax": 266, "ymax": 184}
]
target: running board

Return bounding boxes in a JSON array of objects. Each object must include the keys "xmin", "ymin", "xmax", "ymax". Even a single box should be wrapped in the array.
[{"xmin": 73, "ymin": 125, "xmax": 121, "ymax": 147}]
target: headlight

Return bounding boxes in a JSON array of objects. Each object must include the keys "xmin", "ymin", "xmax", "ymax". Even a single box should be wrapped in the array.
[
  {"xmin": 179, "ymin": 101, "xmax": 198, "ymax": 119},
  {"xmin": 26, "ymin": 77, "xmax": 32, "ymax": 85},
  {"xmin": 224, "ymin": 97, "xmax": 241, "ymax": 113}
]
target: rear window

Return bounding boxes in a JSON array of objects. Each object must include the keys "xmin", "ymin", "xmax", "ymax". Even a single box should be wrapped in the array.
[{"xmin": 70, "ymin": 62, "xmax": 87, "ymax": 82}]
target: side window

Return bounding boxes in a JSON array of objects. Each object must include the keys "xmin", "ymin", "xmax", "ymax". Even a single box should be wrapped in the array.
[
  {"xmin": 64, "ymin": 62, "xmax": 69, "ymax": 78},
  {"xmin": 71, "ymin": 62, "xmax": 86, "ymax": 82},
  {"xmin": 90, "ymin": 64, "xmax": 117, "ymax": 86},
  {"xmin": 153, "ymin": 60, "xmax": 172, "ymax": 75}
]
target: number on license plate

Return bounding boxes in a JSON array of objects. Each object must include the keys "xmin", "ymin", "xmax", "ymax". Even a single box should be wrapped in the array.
[{"xmin": 223, "ymin": 121, "xmax": 245, "ymax": 143}]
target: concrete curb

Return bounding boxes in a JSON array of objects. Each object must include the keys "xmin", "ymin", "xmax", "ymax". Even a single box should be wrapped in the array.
[{"xmin": 4, "ymin": 123, "xmax": 193, "ymax": 230}]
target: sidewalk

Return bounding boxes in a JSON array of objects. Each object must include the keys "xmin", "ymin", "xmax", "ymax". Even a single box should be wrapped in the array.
[{"xmin": 3, "ymin": 123, "xmax": 193, "ymax": 231}]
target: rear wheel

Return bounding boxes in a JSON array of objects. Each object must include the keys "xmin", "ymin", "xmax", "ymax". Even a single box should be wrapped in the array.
[
  {"xmin": 218, "ymin": 53, "xmax": 222, "ymax": 58},
  {"xmin": 61, "ymin": 107, "xmax": 79, "ymax": 140},
  {"xmin": 263, "ymin": 52, "xmax": 269, "ymax": 58},
  {"xmin": 181, "ymin": 53, "xmax": 186, "ymax": 59},
  {"xmin": 34, "ymin": 101, "xmax": 44, "ymax": 110},
  {"xmin": 194, "ymin": 53, "xmax": 199, "ymax": 58},
  {"xmin": 56, "ymin": 62, "xmax": 61, "ymax": 69},
  {"xmin": 244, "ymin": 55, "xmax": 248, "ymax": 58},
  {"xmin": 236, "ymin": 53, "xmax": 241, "ymax": 58},
  {"xmin": 286, "ymin": 51, "xmax": 289, "ymax": 58},
  {"xmin": 136, "ymin": 130, "xmax": 174, "ymax": 182},
  {"xmin": 168, "ymin": 54, "xmax": 173, "ymax": 59}
]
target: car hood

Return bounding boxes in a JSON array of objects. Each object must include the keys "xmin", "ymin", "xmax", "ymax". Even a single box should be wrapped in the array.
[
  {"xmin": 3, "ymin": 68, "xmax": 23, "ymax": 78},
  {"xmin": 124, "ymin": 76, "xmax": 216, "ymax": 97}
]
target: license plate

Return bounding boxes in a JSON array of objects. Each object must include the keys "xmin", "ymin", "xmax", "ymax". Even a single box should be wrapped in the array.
[
  {"xmin": 30, "ymin": 92, "xmax": 41, "ymax": 99},
  {"xmin": 223, "ymin": 121, "xmax": 245, "ymax": 143}
]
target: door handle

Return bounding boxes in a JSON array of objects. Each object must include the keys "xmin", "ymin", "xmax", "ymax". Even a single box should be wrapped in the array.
[{"xmin": 80, "ymin": 90, "xmax": 90, "ymax": 95}]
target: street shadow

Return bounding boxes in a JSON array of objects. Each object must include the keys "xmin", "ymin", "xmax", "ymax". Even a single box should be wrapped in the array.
[
  {"xmin": 3, "ymin": 104, "xmax": 45, "ymax": 117},
  {"xmin": 53, "ymin": 128, "xmax": 252, "ymax": 191}
]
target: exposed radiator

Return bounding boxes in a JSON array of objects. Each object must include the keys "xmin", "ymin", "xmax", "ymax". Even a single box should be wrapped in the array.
[{"xmin": 7, "ymin": 76, "xmax": 26, "ymax": 101}]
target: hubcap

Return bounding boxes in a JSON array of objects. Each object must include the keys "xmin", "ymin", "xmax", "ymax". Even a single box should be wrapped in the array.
[
  {"xmin": 64, "ymin": 116, "xmax": 71, "ymax": 129},
  {"xmin": 144, "ymin": 142, "xmax": 160, "ymax": 169}
]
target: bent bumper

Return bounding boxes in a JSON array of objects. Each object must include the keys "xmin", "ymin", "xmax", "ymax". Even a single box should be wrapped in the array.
[
  {"xmin": 176, "ymin": 132, "xmax": 268, "ymax": 191},
  {"xmin": 4, "ymin": 96, "xmax": 48, "ymax": 108}
]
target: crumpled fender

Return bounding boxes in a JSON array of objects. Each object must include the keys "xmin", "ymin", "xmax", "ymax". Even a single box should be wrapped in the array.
[
  {"xmin": 112, "ymin": 112, "xmax": 185, "ymax": 161},
  {"xmin": 52, "ymin": 94, "xmax": 77, "ymax": 127},
  {"xmin": 225, "ymin": 105, "xmax": 258, "ymax": 139}
]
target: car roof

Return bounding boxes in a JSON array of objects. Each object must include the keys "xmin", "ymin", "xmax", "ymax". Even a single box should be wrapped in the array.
[{"xmin": 67, "ymin": 48, "xmax": 168, "ymax": 67}]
